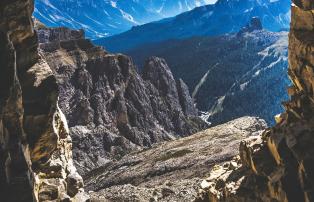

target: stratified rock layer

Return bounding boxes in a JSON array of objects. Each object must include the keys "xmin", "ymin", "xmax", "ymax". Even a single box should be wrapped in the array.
[
  {"xmin": 197, "ymin": 2, "xmax": 314, "ymax": 202},
  {"xmin": 37, "ymin": 27, "xmax": 207, "ymax": 176},
  {"xmin": 0, "ymin": 1, "xmax": 87, "ymax": 201}
]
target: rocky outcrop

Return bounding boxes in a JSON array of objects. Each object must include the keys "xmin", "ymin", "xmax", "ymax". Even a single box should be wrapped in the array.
[
  {"xmin": 237, "ymin": 17, "xmax": 263, "ymax": 36},
  {"xmin": 177, "ymin": 79, "xmax": 198, "ymax": 117},
  {"xmin": 87, "ymin": 117, "xmax": 267, "ymax": 202},
  {"xmin": 37, "ymin": 27, "xmax": 85, "ymax": 43},
  {"xmin": 0, "ymin": 1, "xmax": 87, "ymax": 201},
  {"xmin": 197, "ymin": 1, "xmax": 314, "ymax": 201},
  {"xmin": 36, "ymin": 28, "xmax": 206, "ymax": 176}
]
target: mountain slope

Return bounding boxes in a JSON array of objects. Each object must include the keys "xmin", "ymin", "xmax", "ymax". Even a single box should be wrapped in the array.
[
  {"xmin": 206, "ymin": 32, "xmax": 290, "ymax": 125},
  {"xmin": 34, "ymin": 0, "xmax": 210, "ymax": 39},
  {"xmin": 36, "ymin": 27, "xmax": 207, "ymax": 176},
  {"xmin": 126, "ymin": 22, "xmax": 290, "ymax": 125},
  {"xmin": 95, "ymin": 0, "xmax": 290, "ymax": 52},
  {"xmin": 86, "ymin": 116, "xmax": 267, "ymax": 201}
]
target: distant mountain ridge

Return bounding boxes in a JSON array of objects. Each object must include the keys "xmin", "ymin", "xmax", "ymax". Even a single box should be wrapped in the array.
[
  {"xmin": 34, "ymin": 0, "xmax": 210, "ymax": 39},
  {"xmin": 95, "ymin": 0, "xmax": 290, "ymax": 52},
  {"xmin": 126, "ymin": 19, "xmax": 290, "ymax": 125}
]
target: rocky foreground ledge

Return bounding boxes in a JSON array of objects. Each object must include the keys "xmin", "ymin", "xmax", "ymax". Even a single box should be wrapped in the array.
[{"xmin": 85, "ymin": 116, "xmax": 267, "ymax": 202}]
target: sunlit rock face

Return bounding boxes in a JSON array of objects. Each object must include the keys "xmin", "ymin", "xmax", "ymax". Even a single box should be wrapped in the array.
[
  {"xmin": 36, "ymin": 27, "xmax": 207, "ymax": 176},
  {"xmin": 0, "ymin": 1, "xmax": 87, "ymax": 201},
  {"xmin": 196, "ymin": 1, "xmax": 314, "ymax": 201}
]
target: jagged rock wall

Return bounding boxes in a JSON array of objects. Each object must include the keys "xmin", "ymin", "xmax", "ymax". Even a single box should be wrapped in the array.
[
  {"xmin": 36, "ymin": 27, "xmax": 207, "ymax": 176},
  {"xmin": 0, "ymin": 1, "xmax": 87, "ymax": 201},
  {"xmin": 197, "ymin": 1, "xmax": 314, "ymax": 202}
]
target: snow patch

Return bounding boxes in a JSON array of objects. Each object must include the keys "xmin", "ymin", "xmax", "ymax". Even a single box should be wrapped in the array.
[
  {"xmin": 199, "ymin": 111, "xmax": 212, "ymax": 125},
  {"xmin": 192, "ymin": 63, "xmax": 219, "ymax": 98},
  {"xmin": 240, "ymin": 82, "xmax": 249, "ymax": 91},
  {"xmin": 110, "ymin": 1, "xmax": 117, "ymax": 8},
  {"xmin": 207, "ymin": 96, "xmax": 226, "ymax": 116}
]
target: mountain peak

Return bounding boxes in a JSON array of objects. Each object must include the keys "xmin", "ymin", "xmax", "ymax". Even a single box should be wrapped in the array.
[
  {"xmin": 96, "ymin": 0, "xmax": 290, "ymax": 52},
  {"xmin": 248, "ymin": 17, "xmax": 263, "ymax": 31},
  {"xmin": 34, "ymin": 0, "xmax": 210, "ymax": 39},
  {"xmin": 238, "ymin": 17, "xmax": 263, "ymax": 35}
]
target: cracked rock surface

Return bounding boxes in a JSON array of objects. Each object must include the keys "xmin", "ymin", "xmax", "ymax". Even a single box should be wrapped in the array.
[
  {"xmin": 37, "ymin": 27, "xmax": 207, "ymax": 176},
  {"xmin": 0, "ymin": 1, "xmax": 87, "ymax": 201}
]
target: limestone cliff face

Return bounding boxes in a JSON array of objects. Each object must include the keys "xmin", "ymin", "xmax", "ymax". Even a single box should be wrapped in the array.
[
  {"xmin": 0, "ymin": 1, "xmax": 87, "ymax": 201},
  {"xmin": 197, "ymin": 1, "xmax": 314, "ymax": 202},
  {"xmin": 36, "ymin": 27, "xmax": 207, "ymax": 176}
]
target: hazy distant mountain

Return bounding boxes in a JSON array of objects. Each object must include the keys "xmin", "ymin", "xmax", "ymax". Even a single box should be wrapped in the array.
[
  {"xmin": 126, "ymin": 19, "xmax": 290, "ymax": 125},
  {"xmin": 34, "ymin": 0, "xmax": 210, "ymax": 39},
  {"xmin": 95, "ymin": 0, "xmax": 290, "ymax": 52}
]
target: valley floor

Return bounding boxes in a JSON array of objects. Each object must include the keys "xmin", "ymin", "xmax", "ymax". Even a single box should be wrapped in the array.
[{"xmin": 86, "ymin": 117, "xmax": 267, "ymax": 202}]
